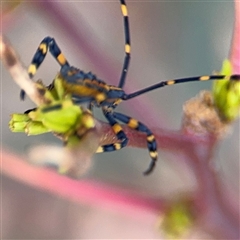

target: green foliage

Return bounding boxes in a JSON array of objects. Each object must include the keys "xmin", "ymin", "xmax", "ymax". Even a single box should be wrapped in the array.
[
  {"xmin": 213, "ymin": 59, "xmax": 240, "ymax": 122},
  {"xmin": 158, "ymin": 198, "xmax": 195, "ymax": 239},
  {"xmin": 9, "ymin": 74, "xmax": 96, "ymax": 143}
]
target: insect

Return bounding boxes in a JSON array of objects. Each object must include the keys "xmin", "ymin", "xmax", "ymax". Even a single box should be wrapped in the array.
[
  {"xmin": 12, "ymin": 76, "xmax": 96, "ymax": 140},
  {"xmin": 20, "ymin": 0, "xmax": 240, "ymax": 175}
]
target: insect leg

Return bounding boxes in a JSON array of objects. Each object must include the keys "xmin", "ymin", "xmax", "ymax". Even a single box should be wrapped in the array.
[
  {"xmin": 113, "ymin": 111, "xmax": 157, "ymax": 175},
  {"xmin": 96, "ymin": 109, "xmax": 128, "ymax": 153},
  {"xmin": 21, "ymin": 37, "xmax": 70, "ymax": 100}
]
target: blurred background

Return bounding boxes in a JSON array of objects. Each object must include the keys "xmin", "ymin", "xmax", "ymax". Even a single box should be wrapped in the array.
[{"xmin": 2, "ymin": 1, "xmax": 239, "ymax": 238}]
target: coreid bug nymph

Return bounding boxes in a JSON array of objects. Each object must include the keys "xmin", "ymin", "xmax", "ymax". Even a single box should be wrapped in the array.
[{"xmin": 19, "ymin": 0, "xmax": 240, "ymax": 175}]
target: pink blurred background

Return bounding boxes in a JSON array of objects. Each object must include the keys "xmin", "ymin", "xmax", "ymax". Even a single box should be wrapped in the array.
[{"xmin": 2, "ymin": 1, "xmax": 239, "ymax": 239}]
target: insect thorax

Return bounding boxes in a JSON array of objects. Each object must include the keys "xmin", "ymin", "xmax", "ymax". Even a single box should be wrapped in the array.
[{"xmin": 60, "ymin": 66, "xmax": 125, "ymax": 107}]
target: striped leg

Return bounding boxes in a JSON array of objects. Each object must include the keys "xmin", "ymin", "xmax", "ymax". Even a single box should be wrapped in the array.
[
  {"xmin": 123, "ymin": 75, "xmax": 240, "ymax": 100},
  {"xmin": 20, "ymin": 37, "xmax": 70, "ymax": 100},
  {"xmin": 96, "ymin": 109, "xmax": 128, "ymax": 153},
  {"xmin": 113, "ymin": 112, "xmax": 157, "ymax": 175},
  {"xmin": 118, "ymin": 0, "xmax": 131, "ymax": 88}
]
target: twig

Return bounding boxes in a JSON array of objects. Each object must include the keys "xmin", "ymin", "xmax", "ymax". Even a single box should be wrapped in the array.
[{"xmin": 0, "ymin": 36, "xmax": 45, "ymax": 106}]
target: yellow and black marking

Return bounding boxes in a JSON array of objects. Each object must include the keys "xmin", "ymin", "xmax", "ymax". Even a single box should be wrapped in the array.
[
  {"xmin": 84, "ymin": 78, "xmax": 110, "ymax": 92},
  {"xmin": 39, "ymin": 43, "xmax": 47, "ymax": 54},
  {"xmin": 127, "ymin": 118, "xmax": 139, "ymax": 129},
  {"xmin": 96, "ymin": 110, "xmax": 128, "ymax": 153},
  {"xmin": 96, "ymin": 141, "xmax": 123, "ymax": 153},
  {"xmin": 112, "ymin": 123, "xmax": 123, "ymax": 135},
  {"xmin": 124, "ymin": 75, "xmax": 240, "ymax": 100},
  {"xmin": 20, "ymin": 0, "xmax": 240, "ymax": 175},
  {"xmin": 118, "ymin": 0, "xmax": 131, "ymax": 88},
  {"xmin": 61, "ymin": 78, "xmax": 109, "ymax": 106},
  {"xmin": 21, "ymin": 37, "xmax": 70, "ymax": 100},
  {"xmin": 166, "ymin": 80, "xmax": 175, "ymax": 85},
  {"xmin": 113, "ymin": 112, "xmax": 158, "ymax": 175},
  {"xmin": 28, "ymin": 64, "xmax": 37, "ymax": 78},
  {"xmin": 57, "ymin": 53, "xmax": 67, "ymax": 66}
]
